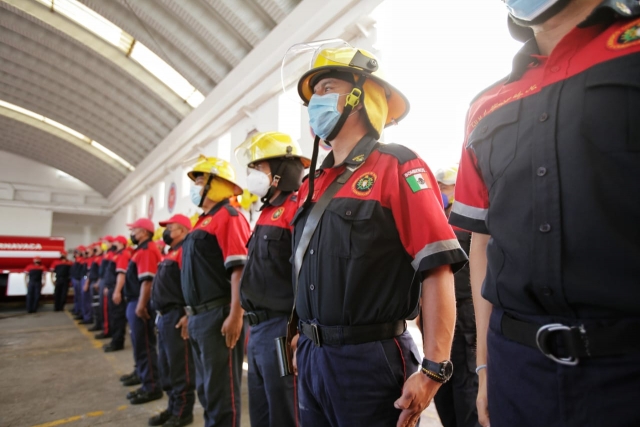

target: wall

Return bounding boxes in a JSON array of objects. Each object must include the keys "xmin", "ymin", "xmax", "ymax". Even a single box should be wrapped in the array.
[
  {"xmin": 0, "ymin": 206, "xmax": 53, "ymax": 236},
  {"xmin": 0, "ymin": 150, "xmax": 97, "ymax": 192}
]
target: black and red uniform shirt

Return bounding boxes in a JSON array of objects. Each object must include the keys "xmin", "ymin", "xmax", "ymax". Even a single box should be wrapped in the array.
[
  {"xmin": 99, "ymin": 251, "xmax": 114, "ymax": 280},
  {"xmin": 71, "ymin": 258, "xmax": 85, "ymax": 280},
  {"xmin": 103, "ymin": 249, "xmax": 131, "ymax": 289},
  {"xmin": 293, "ymin": 135, "xmax": 468, "ymax": 326},
  {"xmin": 50, "ymin": 259, "xmax": 72, "ymax": 284},
  {"xmin": 181, "ymin": 199, "xmax": 251, "ymax": 308},
  {"xmin": 88, "ymin": 254, "xmax": 102, "ymax": 283},
  {"xmin": 449, "ymin": 1, "xmax": 640, "ymax": 318},
  {"xmin": 124, "ymin": 240, "xmax": 161, "ymax": 299},
  {"xmin": 240, "ymin": 192, "xmax": 298, "ymax": 316},
  {"xmin": 151, "ymin": 240, "xmax": 186, "ymax": 312},
  {"xmin": 24, "ymin": 264, "xmax": 46, "ymax": 284}
]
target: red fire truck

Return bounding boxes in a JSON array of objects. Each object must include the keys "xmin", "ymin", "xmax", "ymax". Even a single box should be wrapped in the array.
[{"xmin": 0, "ymin": 236, "xmax": 66, "ymax": 302}]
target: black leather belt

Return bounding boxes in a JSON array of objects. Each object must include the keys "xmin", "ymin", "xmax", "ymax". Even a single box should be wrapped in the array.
[
  {"xmin": 299, "ymin": 320, "xmax": 406, "ymax": 347},
  {"xmin": 185, "ymin": 297, "xmax": 230, "ymax": 316},
  {"xmin": 157, "ymin": 305, "xmax": 184, "ymax": 316},
  {"xmin": 246, "ymin": 309, "xmax": 288, "ymax": 326},
  {"xmin": 501, "ymin": 313, "xmax": 640, "ymax": 366}
]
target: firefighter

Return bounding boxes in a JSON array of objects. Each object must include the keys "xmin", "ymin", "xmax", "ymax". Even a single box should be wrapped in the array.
[
  {"xmin": 432, "ymin": 165, "xmax": 479, "ymax": 427},
  {"xmin": 50, "ymin": 252, "xmax": 73, "ymax": 312},
  {"xmin": 71, "ymin": 247, "xmax": 85, "ymax": 317},
  {"xmin": 450, "ymin": 1, "xmax": 640, "ymax": 426},
  {"xmin": 24, "ymin": 257, "xmax": 47, "ymax": 313},
  {"xmin": 103, "ymin": 235, "xmax": 132, "ymax": 353},
  {"xmin": 181, "ymin": 156, "xmax": 251, "ymax": 427},
  {"xmin": 284, "ymin": 39, "xmax": 468, "ymax": 426},
  {"xmin": 78, "ymin": 245, "xmax": 94, "ymax": 325},
  {"xmin": 86, "ymin": 243, "xmax": 104, "ymax": 332},
  {"xmin": 146, "ymin": 214, "xmax": 195, "ymax": 427},
  {"xmin": 123, "ymin": 218, "xmax": 163, "ymax": 404},
  {"xmin": 234, "ymin": 131, "xmax": 309, "ymax": 427}
]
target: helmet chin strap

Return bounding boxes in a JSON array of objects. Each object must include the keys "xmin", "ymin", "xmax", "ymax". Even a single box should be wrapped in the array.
[
  {"xmin": 262, "ymin": 160, "xmax": 288, "ymax": 205},
  {"xmin": 198, "ymin": 173, "xmax": 214, "ymax": 208}
]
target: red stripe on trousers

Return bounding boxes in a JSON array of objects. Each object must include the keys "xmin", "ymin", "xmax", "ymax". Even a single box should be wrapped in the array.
[
  {"xmin": 143, "ymin": 319, "xmax": 155, "ymax": 390},
  {"xmin": 228, "ymin": 348, "xmax": 236, "ymax": 427},
  {"xmin": 103, "ymin": 294, "xmax": 109, "ymax": 334}
]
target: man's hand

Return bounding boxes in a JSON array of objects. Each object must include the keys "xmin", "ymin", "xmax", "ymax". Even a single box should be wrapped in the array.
[
  {"xmin": 103, "ymin": 287, "xmax": 108, "ymax": 296},
  {"xmin": 135, "ymin": 303, "xmax": 150, "ymax": 320},
  {"xmin": 112, "ymin": 291, "xmax": 122, "ymax": 305},
  {"xmin": 220, "ymin": 310, "xmax": 243, "ymax": 349},
  {"xmin": 290, "ymin": 333, "xmax": 299, "ymax": 376},
  {"xmin": 394, "ymin": 371, "xmax": 440, "ymax": 427},
  {"xmin": 83, "ymin": 282, "xmax": 89, "ymax": 292},
  {"xmin": 477, "ymin": 369, "xmax": 490, "ymax": 427},
  {"xmin": 175, "ymin": 315, "xmax": 189, "ymax": 340}
]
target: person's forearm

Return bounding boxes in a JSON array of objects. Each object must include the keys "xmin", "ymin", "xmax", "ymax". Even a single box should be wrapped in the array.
[
  {"xmin": 139, "ymin": 280, "xmax": 152, "ymax": 307},
  {"xmin": 230, "ymin": 266, "xmax": 244, "ymax": 317},
  {"xmin": 421, "ymin": 264, "xmax": 456, "ymax": 361},
  {"xmin": 470, "ymin": 233, "xmax": 492, "ymax": 366},
  {"xmin": 115, "ymin": 274, "xmax": 125, "ymax": 294}
]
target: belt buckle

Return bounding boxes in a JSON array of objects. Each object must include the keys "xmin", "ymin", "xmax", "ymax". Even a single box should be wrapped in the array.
[
  {"xmin": 246, "ymin": 312, "xmax": 259, "ymax": 326},
  {"xmin": 310, "ymin": 323, "xmax": 322, "ymax": 347},
  {"xmin": 535, "ymin": 323, "xmax": 580, "ymax": 366},
  {"xmin": 185, "ymin": 306, "xmax": 194, "ymax": 316}
]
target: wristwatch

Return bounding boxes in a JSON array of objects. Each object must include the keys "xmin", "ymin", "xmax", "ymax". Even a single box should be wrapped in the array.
[{"xmin": 421, "ymin": 358, "xmax": 453, "ymax": 383}]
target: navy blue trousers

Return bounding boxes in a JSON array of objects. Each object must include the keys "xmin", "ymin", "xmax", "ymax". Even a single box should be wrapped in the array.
[
  {"xmin": 247, "ymin": 316, "xmax": 297, "ymax": 427},
  {"xmin": 106, "ymin": 287, "xmax": 126, "ymax": 347},
  {"xmin": 188, "ymin": 306, "xmax": 245, "ymax": 427},
  {"xmin": 488, "ymin": 307, "xmax": 640, "ymax": 427},
  {"xmin": 81, "ymin": 278, "xmax": 93, "ymax": 322},
  {"xmin": 54, "ymin": 281, "xmax": 69, "ymax": 311},
  {"xmin": 297, "ymin": 328, "xmax": 421, "ymax": 427},
  {"xmin": 158, "ymin": 308, "xmax": 196, "ymax": 418},
  {"xmin": 92, "ymin": 281, "xmax": 106, "ymax": 330},
  {"xmin": 126, "ymin": 300, "xmax": 161, "ymax": 393},
  {"xmin": 26, "ymin": 282, "xmax": 41, "ymax": 313},
  {"xmin": 71, "ymin": 278, "xmax": 82, "ymax": 314}
]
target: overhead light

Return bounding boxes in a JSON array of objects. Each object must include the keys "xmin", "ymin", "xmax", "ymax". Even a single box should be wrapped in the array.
[
  {"xmin": 0, "ymin": 98, "xmax": 134, "ymax": 172},
  {"xmin": 91, "ymin": 141, "xmax": 135, "ymax": 171},
  {"xmin": 34, "ymin": 0, "xmax": 205, "ymax": 107}
]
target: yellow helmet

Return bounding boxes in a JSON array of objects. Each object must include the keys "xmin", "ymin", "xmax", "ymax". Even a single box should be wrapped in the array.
[
  {"xmin": 235, "ymin": 131, "xmax": 311, "ymax": 168},
  {"xmin": 435, "ymin": 165, "xmax": 459, "ymax": 186},
  {"xmin": 187, "ymin": 155, "xmax": 242, "ymax": 196},
  {"xmin": 296, "ymin": 42, "xmax": 410, "ymax": 138}
]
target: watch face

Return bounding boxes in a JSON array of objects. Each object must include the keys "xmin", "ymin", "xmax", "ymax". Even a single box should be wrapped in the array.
[{"xmin": 441, "ymin": 360, "xmax": 454, "ymax": 380}]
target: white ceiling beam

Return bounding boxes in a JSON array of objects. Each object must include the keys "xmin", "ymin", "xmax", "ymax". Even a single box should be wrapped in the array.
[{"xmin": 108, "ymin": 0, "xmax": 384, "ymax": 210}]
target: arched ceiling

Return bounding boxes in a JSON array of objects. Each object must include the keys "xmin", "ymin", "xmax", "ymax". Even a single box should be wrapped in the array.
[{"xmin": 0, "ymin": 0, "xmax": 301, "ymax": 196}]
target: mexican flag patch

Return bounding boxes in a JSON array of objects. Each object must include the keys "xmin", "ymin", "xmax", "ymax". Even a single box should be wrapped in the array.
[{"xmin": 404, "ymin": 168, "xmax": 429, "ymax": 192}]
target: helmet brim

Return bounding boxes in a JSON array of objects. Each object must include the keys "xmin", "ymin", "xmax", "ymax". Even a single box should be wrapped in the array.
[{"xmin": 298, "ymin": 66, "xmax": 410, "ymax": 128}]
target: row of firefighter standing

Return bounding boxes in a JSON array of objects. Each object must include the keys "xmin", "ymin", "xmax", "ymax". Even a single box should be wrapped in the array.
[{"xmin": 66, "ymin": 40, "xmax": 472, "ymax": 427}]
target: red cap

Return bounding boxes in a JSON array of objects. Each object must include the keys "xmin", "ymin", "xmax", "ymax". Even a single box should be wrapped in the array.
[
  {"xmin": 102, "ymin": 235, "xmax": 114, "ymax": 242},
  {"xmin": 114, "ymin": 235, "xmax": 128, "ymax": 246},
  {"xmin": 155, "ymin": 240, "xmax": 166, "ymax": 249},
  {"xmin": 158, "ymin": 214, "xmax": 192, "ymax": 231},
  {"xmin": 127, "ymin": 218, "xmax": 155, "ymax": 233},
  {"xmin": 77, "ymin": 245, "xmax": 86, "ymax": 251}
]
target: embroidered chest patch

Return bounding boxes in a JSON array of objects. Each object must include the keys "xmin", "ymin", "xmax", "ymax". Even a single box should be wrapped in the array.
[
  {"xmin": 352, "ymin": 172, "xmax": 377, "ymax": 197},
  {"xmin": 199, "ymin": 217, "xmax": 212, "ymax": 228},
  {"xmin": 607, "ymin": 18, "xmax": 640, "ymax": 50},
  {"xmin": 271, "ymin": 207, "xmax": 285, "ymax": 220}
]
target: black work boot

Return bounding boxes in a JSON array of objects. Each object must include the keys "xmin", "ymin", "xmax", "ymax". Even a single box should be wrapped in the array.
[
  {"xmin": 163, "ymin": 414, "xmax": 194, "ymax": 427},
  {"xmin": 148, "ymin": 409, "xmax": 172, "ymax": 426},
  {"xmin": 129, "ymin": 390, "xmax": 163, "ymax": 405}
]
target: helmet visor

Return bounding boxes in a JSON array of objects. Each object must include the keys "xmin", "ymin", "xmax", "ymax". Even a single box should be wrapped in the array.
[{"xmin": 281, "ymin": 39, "xmax": 352, "ymax": 105}]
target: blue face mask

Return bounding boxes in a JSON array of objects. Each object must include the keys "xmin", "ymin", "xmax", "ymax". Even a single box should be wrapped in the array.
[
  {"xmin": 308, "ymin": 93, "xmax": 344, "ymax": 141},
  {"xmin": 503, "ymin": 0, "xmax": 560, "ymax": 21},
  {"xmin": 190, "ymin": 184, "xmax": 203, "ymax": 206}
]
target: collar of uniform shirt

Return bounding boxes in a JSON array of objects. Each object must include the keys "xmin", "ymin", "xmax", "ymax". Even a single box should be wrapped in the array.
[
  {"xmin": 319, "ymin": 134, "xmax": 378, "ymax": 170},
  {"xmin": 136, "ymin": 239, "xmax": 151, "ymax": 250},
  {"xmin": 169, "ymin": 239, "xmax": 185, "ymax": 252},
  {"xmin": 201, "ymin": 198, "xmax": 229, "ymax": 217},
  {"xmin": 507, "ymin": 0, "xmax": 640, "ymax": 83},
  {"xmin": 259, "ymin": 191, "xmax": 290, "ymax": 210}
]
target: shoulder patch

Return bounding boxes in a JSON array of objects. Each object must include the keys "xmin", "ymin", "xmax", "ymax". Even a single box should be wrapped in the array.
[
  {"xmin": 224, "ymin": 204, "xmax": 239, "ymax": 217},
  {"xmin": 376, "ymin": 143, "xmax": 418, "ymax": 164},
  {"xmin": 469, "ymin": 76, "xmax": 509, "ymax": 105}
]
